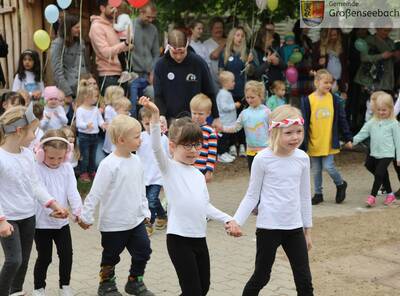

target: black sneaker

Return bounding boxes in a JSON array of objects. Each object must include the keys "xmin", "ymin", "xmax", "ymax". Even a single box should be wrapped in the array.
[
  {"xmin": 312, "ymin": 194, "xmax": 323, "ymax": 205},
  {"xmin": 125, "ymin": 277, "xmax": 155, "ymax": 296},
  {"xmin": 335, "ymin": 181, "xmax": 347, "ymax": 204},
  {"xmin": 98, "ymin": 281, "xmax": 122, "ymax": 296}
]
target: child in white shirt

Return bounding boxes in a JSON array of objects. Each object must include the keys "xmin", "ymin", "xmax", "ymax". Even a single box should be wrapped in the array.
[
  {"xmin": 79, "ymin": 114, "xmax": 154, "ymax": 296},
  {"xmin": 40, "ymin": 86, "xmax": 68, "ymax": 132},
  {"xmin": 33, "ymin": 130, "xmax": 82, "ymax": 296}
]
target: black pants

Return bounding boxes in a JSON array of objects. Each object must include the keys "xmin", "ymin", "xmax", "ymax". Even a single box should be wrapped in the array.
[
  {"xmin": 364, "ymin": 156, "xmax": 393, "ymax": 196},
  {"xmin": 98, "ymin": 75, "xmax": 126, "ymax": 96},
  {"xmin": 34, "ymin": 225, "xmax": 73, "ymax": 289},
  {"xmin": 217, "ymin": 132, "xmax": 235, "ymax": 155},
  {"xmin": 242, "ymin": 228, "xmax": 313, "ymax": 296},
  {"xmin": 167, "ymin": 234, "xmax": 210, "ymax": 296},
  {"xmin": 0, "ymin": 216, "xmax": 35, "ymax": 296},
  {"xmin": 100, "ymin": 222, "xmax": 151, "ymax": 280}
]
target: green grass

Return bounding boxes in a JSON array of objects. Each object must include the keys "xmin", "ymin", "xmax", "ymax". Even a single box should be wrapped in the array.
[{"xmin": 77, "ymin": 180, "xmax": 92, "ymax": 199}]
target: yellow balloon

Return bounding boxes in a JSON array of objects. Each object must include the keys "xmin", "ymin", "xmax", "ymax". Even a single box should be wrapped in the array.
[
  {"xmin": 267, "ymin": 0, "xmax": 278, "ymax": 11},
  {"xmin": 33, "ymin": 30, "xmax": 50, "ymax": 51}
]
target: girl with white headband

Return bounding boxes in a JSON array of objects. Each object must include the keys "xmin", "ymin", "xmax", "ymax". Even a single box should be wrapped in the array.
[{"xmin": 228, "ymin": 104, "xmax": 314, "ymax": 296}]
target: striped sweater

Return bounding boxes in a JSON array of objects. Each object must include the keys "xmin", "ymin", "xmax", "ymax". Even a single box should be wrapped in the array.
[{"xmin": 194, "ymin": 124, "xmax": 218, "ymax": 174}]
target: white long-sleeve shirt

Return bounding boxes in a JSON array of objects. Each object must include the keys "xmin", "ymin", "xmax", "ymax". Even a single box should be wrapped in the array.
[
  {"xmin": 103, "ymin": 105, "xmax": 117, "ymax": 154},
  {"xmin": 40, "ymin": 105, "xmax": 68, "ymax": 131},
  {"xmin": 137, "ymin": 131, "xmax": 169, "ymax": 186},
  {"xmin": 0, "ymin": 148, "xmax": 54, "ymax": 221},
  {"xmin": 234, "ymin": 148, "xmax": 312, "ymax": 230},
  {"xmin": 76, "ymin": 106, "xmax": 104, "ymax": 134},
  {"xmin": 151, "ymin": 123, "xmax": 232, "ymax": 238},
  {"xmin": 80, "ymin": 153, "xmax": 150, "ymax": 231},
  {"xmin": 35, "ymin": 162, "xmax": 82, "ymax": 229}
]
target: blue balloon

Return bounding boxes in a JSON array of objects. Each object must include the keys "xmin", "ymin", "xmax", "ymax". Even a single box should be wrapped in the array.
[
  {"xmin": 44, "ymin": 5, "xmax": 59, "ymax": 24},
  {"xmin": 57, "ymin": 0, "xmax": 72, "ymax": 10}
]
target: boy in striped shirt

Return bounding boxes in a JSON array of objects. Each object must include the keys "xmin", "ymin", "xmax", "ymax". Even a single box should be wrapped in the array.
[{"xmin": 190, "ymin": 94, "xmax": 218, "ymax": 182}]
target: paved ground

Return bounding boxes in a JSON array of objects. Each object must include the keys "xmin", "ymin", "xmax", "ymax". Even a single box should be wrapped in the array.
[{"xmin": 2, "ymin": 151, "xmax": 400, "ymax": 295}]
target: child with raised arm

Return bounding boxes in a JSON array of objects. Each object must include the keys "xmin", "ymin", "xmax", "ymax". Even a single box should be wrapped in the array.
[
  {"xmin": 139, "ymin": 96, "xmax": 240, "ymax": 296},
  {"xmin": 0, "ymin": 105, "xmax": 68, "ymax": 296},
  {"xmin": 229, "ymin": 105, "xmax": 313, "ymax": 296},
  {"xmin": 79, "ymin": 114, "xmax": 154, "ymax": 296}
]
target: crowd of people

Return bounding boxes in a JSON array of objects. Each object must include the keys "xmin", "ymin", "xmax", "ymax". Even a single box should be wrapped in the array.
[{"xmin": 0, "ymin": 0, "xmax": 399, "ymax": 296}]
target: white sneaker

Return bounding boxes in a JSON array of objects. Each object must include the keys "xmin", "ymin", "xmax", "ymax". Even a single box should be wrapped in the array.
[
  {"xmin": 59, "ymin": 285, "xmax": 73, "ymax": 296},
  {"xmin": 229, "ymin": 145, "xmax": 237, "ymax": 156},
  {"xmin": 218, "ymin": 153, "xmax": 234, "ymax": 163},
  {"xmin": 239, "ymin": 144, "xmax": 246, "ymax": 157},
  {"xmin": 32, "ymin": 288, "xmax": 45, "ymax": 296}
]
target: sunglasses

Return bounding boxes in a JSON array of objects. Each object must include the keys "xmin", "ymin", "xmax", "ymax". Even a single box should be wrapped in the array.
[{"xmin": 167, "ymin": 41, "xmax": 189, "ymax": 53}]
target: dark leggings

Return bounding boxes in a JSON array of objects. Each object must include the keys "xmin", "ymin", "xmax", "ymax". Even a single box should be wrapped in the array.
[
  {"xmin": 242, "ymin": 228, "xmax": 313, "ymax": 296},
  {"xmin": 167, "ymin": 234, "xmax": 210, "ymax": 296},
  {"xmin": 0, "ymin": 216, "xmax": 35, "ymax": 296},
  {"xmin": 34, "ymin": 225, "xmax": 73, "ymax": 289},
  {"xmin": 365, "ymin": 156, "xmax": 393, "ymax": 196}
]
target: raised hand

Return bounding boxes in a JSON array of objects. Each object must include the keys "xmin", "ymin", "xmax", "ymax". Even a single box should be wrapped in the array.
[{"xmin": 138, "ymin": 96, "xmax": 158, "ymax": 113}]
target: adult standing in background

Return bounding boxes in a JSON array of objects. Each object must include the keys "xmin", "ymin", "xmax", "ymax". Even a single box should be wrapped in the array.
[
  {"xmin": 203, "ymin": 17, "xmax": 226, "ymax": 91},
  {"xmin": 51, "ymin": 14, "xmax": 89, "ymax": 121},
  {"xmin": 89, "ymin": 0, "xmax": 132, "ymax": 95},
  {"xmin": 129, "ymin": 1, "xmax": 159, "ymax": 118},
  {"xmin": 189, "ymin": 20, "xmax": 207, "ymax": 60}
]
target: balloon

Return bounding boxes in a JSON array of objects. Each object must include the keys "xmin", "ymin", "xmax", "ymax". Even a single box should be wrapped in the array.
[
  {"xmin": 33, "ymin": 30, "xmax": 51, "ymax": 51},
  {"xmin": 256, "ymin": 0, "xmax": 267, "ymax": 10},
  {"xmin": 267, "ymin": 0, "xmax": 279, "ymax": 12},
  {"xmin": 355, "ymin": 38, "xmax": 368, "ymax": 53},
  {"xmin": 285, "ymin": 66, "xmax": 298, "ymax": 84},
  {"xmin": 56, "ymin": 0, "xmax": 72, "ymax": 9},
  {"xmin": 44, "ymin": 4, "xmax": 59, "ymax": 24},
  {"xmin": 109, "ymin": 0, "xmax": 122, "ymax": 7},
  {"xmin": 127, "ymin": 0, "xmax": 149, "ymax": 8},
  {"xmin": 289, "ymin": 52, "xmax": 303, "ymax": 64}
]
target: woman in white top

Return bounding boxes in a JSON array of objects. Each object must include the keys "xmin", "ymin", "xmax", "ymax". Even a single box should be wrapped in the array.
[
  {"xmin": 33, "ymin": 130, "xmax": 82, "ymax": 296},
  {"xmin": 228, "ymin": 105, "xmax": 314, "ymax": 295},
  {"xmin": 139, "ymin": 96, "xmax": 240, "ymax": 296},
  {"xmin": 189, "ymin": 20, "xmax": 207, "ymax": 60}
]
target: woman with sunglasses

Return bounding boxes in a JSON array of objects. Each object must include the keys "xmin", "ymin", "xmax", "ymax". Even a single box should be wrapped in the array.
[{"xmin": 154, "ymin": 29, "xmax": 222, "ymax": 130}]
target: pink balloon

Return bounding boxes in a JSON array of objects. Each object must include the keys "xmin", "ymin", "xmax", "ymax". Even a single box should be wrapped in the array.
[
  {"xmin": 109, "ymin": 0, "xmax": 122, "ymax": 7},
  {"xmin": 285, "ymin": 66, "xmax": 298, "ymax": 84}
]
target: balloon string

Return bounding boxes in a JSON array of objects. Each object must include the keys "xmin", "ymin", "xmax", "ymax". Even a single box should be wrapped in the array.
[
  {"xmin": 42, "ymin": 26, "xmax": 53, "ymax": 82},
  {"xmin": 61, "ymin": 10, "xmax": 67, "ymax": 69}
]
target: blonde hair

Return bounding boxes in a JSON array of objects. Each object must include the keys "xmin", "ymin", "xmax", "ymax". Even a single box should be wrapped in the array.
[
  {"xmin": 139, "ymin": 106, "xmax": 152, "ymax": 120},
  {"xmin": 108, "ymin": 114, "xmax": 141, "ymax": 145},
  {"xmin": 314, "ymin": 69, "xmax": 333, "ymax": 82},
  {"xmin": 370, "ymin": 91, "xmax": 387, "ymax": 114},
  {"xmin": 104, "ymin": 85, "xmax": 125, "ymax": 106},
  {"xmin": 373, "ymin": 92, "xmax": 395, "ymax": 120},
  {"xmin": 190, "ymin": 93, "xmax": 212, "ymax": 112},
  {"xmin": 245, "ymin": 80, "xmax": 266, "ymax": 100},
  {"xmin": 319, "ymin": 28, "xmax": 343, "ymax": 56},
  {"xmin": 60, "ymin": 125, "xmax": 80, "ymax": 161},
  {"xmin": 223, "ymin": 27, "xmax": 248, "ymax": 65},
  {"xmin": 113, "ymin": 97, "xmax": 132, "ymax": 113},
  {"xmin": 0, "ymin": 106, "xmax": 35, "ymax": 145},
  {"xmin": 40, "ymin": 129, "xmax": 68, "ymax": 151},
  {"xmin": 219, "ymin": 71, "xmax": 235, "ymax": 87},
  {"xmin": 76, "ymin": 79, "xmax": 95, "ymax": 107},
  {"xmin": 268, "ymin": 105, "xmax": 303, "ymax": 153}
]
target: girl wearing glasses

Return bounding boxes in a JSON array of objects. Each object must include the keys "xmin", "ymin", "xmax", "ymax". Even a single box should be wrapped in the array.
[{"xmin": 138, "ymin": 96, "xmax": 241, "ymax": 296}]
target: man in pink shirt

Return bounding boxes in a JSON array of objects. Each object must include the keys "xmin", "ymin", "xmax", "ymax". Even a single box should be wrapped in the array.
[{"xmin": 89, "ymin": 0, "xmax": 133, "ymax": 95}]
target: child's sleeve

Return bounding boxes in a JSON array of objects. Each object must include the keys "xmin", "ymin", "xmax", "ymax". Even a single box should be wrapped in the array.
[
  {"xmin": 31, "ymin": 165, "xmax": 55, "ymax": 208},
  {"xmin": 353, "ymin": 120, "xmax": 371, "ymax": 146},
  {"xmin": 206, "ymin": 129, "xmax": 217, "ymax": 172},
  {"xmin": 300, "ymin": 156, "xmax": 312, "ymax": 228},
  {"xmin": 217, "ymin": 91, "xmax": 236, "ymax": 113},
  {"xmin": 150, "ymin": 123, "xmax": 169, "ymax": 173},
  {"xmin": 58, "ymin": 106, "xmax": 68, "ymax": 126},
  {"xmin": 80, "ymin": 161, "xmax": 112, "ymax": 225},
  {"xmin": 392, "ymin": 122, "xmax": 400, "ymax": 161},
  {"xmin": 233, "ymin": 155, "xmax": 265, "ymax": 226},
  {"xmin": 66, "ymin": 164, "xmax": 83, "ymax": 218},
  {"xmin": 224, "ymin": 110, "xmax": 244, "ymax": 133},
  {"xmin": 75, "ymin": 108, "xmax": 88, "ymax": 130},
  {"xmin": 97, "ymin": 108, "xmax": 105, "ymax": 127},
  {"xmin": 12, "ymin": 74, "xmax": 22, "ymax": 92}
]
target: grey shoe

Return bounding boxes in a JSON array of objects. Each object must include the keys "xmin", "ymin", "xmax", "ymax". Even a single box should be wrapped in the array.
[
  {"xmin": 98, "ymin": 281, "xmax": 122, "ymax": 296},
  {"xmin": 125, "ymin": 277, "xmax": 155, "ymax": 296}
]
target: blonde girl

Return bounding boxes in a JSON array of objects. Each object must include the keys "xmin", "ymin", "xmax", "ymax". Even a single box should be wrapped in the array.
[
  {"xmin": 353, "ymin": 93, "xmax": 400, "ymax": 206},
  {"xmin": 0, "ymin": 105, "xmax": 67, "ymax": 296},
  {"xmin": 33, "ymin": 129, "xmax": 82, "ymax": 296},
  {"xmin": 75, "ymin": 80, "xmax": 106, "ymax": 182},
  {"xmin": 229, "ymin": 105, "xmax": 313, "ymax": 295}
]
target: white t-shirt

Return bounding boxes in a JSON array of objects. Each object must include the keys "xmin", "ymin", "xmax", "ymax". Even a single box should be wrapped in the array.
[
  {"xmin": 203, "ymin": 38, "xmax": 220, "ymax": 87},
  {"xmin": 137, "ymin": 131, "xmax": 169, "ymax": 186},
  {"xmin": 0, "ymin": 147, "xmax": 53, "ymax": 221},
  {"xmin": 234, "ymin": 148, "xmax": 312, "ymax": 230},
  {"xmin": 151, "ymin": 123, "xmax": 232, "ymax": 238},
  {"xmin": 190, "ymin": 40, "xmax": 207, "ymax": 61},
  {"xmin": 12, "ymin": 71, "xmax": 44, "ymax": 93},
  {"xmin": 35, "ymin": 162, "xmax": 82, "ymax": 229},
  {"xmin": 76, "ymin": 106, "xmax": 104, "ymax": 134},
  {"xmin": 103, "ymin": 105, "xmax": 117, "ymax": 154},
  {"xmin": 80, "ymin": 153, "xmax": 150, "ymax": 231},
  {"xmin": 40, "ymin": 105, "xmax": 68, "ymax": 131}
]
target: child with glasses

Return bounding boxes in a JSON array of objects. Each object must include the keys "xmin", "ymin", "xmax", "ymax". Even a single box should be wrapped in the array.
[
  {"xmin": 190, "ymin": 94, "xmax": 218, "ymax": 182},
  {"xmin": 138, "ymin": 96, "xmax": 240, "ymax": 296}
]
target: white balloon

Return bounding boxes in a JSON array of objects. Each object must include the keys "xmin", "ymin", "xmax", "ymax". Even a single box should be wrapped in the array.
[{"xmin": 256, "ymin": 0, "xmax": 267, "ymax": 10}]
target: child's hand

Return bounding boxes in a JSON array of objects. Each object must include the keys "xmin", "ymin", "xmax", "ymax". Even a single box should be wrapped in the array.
[
  {"xmin": 78, "ymin": 220, "xmax": 91, "ymax": 230},
  {"xmin": 344, "ymin": 141, "xmax": 352, "ymax": 150},
  {"xmin": 50, "ymin": 208, "xmax": 69, "ymax": 219},
  {"xmin": 304, "ymin": 228, "xmax": 313, "ymax": 251},
  {"xmin": 225, "ymin": 220, "xmax": 242, "ymax": 237},
  {"xmin": 340, "ymin": 92, "xmax": 348, "ymax": 100},
  {"xmin": 138, "ymin": 96, "xmax": 158, "ymax": 113},
  {"xmin": 247, "ymin": 52, "xmax": 254, "ymax": 63},
  {"xmin": 234, "ymin": 102, "xmax": 241, "ymax": 109},
  {"xmin": 32, "ymin": 90, "xmax": 41, "ymax": 100},
  {"xmin": 87, "ymin": 122, "xmax": 94, "ymax": 130},
  {"xmin": 205, "ymin": 171, "xmax": 213, "ymax": 183},
  {"xmin": 0, "ymin": 220, "xmax": 14, "ymax": 237}
]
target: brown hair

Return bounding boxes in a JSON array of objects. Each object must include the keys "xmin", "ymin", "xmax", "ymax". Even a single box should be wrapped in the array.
[
  {"xmin": 168, "ymin": 117, "xmax": 203, "ymax": 145},
  {"xmin": 40, "ymin": 129, "xmax": 68, "ymax": 151},
  {"xmin": 58, "ymin": 14, "xmax": 80, "ymax": 47},
  {"xmin": 139, "ymin": 107, "xmax": 153, "ymax": 120},
  {"xmin": 61, "ymin": 125, "xmax": 80, "ymax": 161},
  {"xmin": 271, "ymin": 80, "xmax": 286, "ymax": 93}
]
